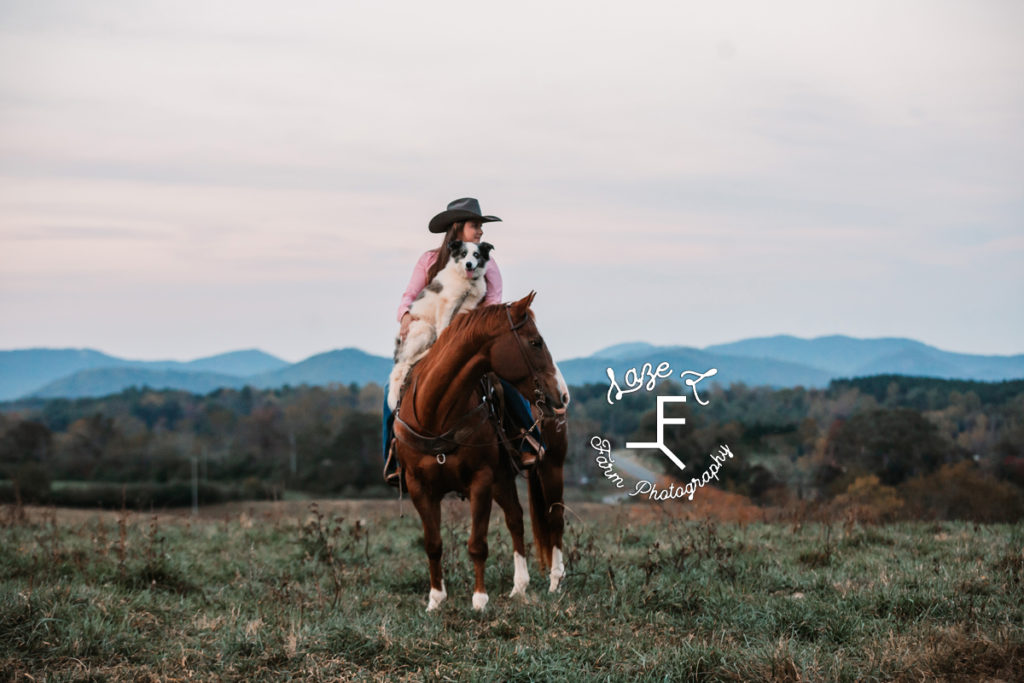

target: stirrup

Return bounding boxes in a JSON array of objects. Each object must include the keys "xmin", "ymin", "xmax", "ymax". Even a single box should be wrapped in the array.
[
  {"xmin": 517, "ymin": 432, "xmax": 545, "ymax": 469},
  {"xmin": 383, "ymin": 441, "xmax": 402, "ymax": 487}
]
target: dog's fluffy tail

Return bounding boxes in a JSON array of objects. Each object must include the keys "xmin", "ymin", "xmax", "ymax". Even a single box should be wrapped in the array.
[
  {"xmin": 389, "ymin": 322, "xmax": 436, "ymax": 410},
  {"xmin": 388, "ymin": 361, "xmax": 408, "ymax": 411}
]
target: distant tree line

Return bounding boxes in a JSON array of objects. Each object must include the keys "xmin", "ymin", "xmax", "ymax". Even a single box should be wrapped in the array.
[
  {"xmin": 0, "ymin": 383, "xmax": 385, "ymax": 506},
  {"xmin": 1, "ymin": 375, "xmax": 1022, "ymax": 519},
  {"xmin": 568, "ymin": 375, "xmax": 1024, "ymax": 521}
]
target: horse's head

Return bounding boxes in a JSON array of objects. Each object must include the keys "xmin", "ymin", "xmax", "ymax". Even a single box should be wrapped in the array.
[{"xmin": 490, "ymin": 292, "xmax": 567, "ymax": 418}]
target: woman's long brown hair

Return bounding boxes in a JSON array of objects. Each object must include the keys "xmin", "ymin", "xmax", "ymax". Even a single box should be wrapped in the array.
[{"xmin": 425, "ymin": 221, "xmax": 465, "ymax": 282}]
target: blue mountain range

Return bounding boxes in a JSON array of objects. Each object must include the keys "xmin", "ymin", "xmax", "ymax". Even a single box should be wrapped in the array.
[{"xmin": 0, "ymin": 335, "xmax": 1020, "ymax": 401}]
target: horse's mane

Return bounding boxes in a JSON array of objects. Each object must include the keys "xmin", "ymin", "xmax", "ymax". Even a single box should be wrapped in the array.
[
  {"xmin": 432, "ymin": 303, "xmax": 514, "ymax": 353},
  {"xmin": 411, "ymin": 301, "xmax": 533, "ymax": 379}
]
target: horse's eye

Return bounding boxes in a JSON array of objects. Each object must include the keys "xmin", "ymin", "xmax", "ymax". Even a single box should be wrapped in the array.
[{"xmin": 530, "ymin": 339, "xmax": 543, "ymax": 348}]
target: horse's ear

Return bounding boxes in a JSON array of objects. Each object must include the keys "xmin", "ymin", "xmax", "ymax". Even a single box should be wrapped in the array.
[{"xmin": 513, "ymin": 291, "xmax": 537, "ymax": 312}]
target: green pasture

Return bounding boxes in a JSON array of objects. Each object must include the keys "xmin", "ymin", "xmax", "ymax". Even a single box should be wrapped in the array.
[{"xmin": 1, "ymin": 501, "xmax": 1021, "ymax": 681}]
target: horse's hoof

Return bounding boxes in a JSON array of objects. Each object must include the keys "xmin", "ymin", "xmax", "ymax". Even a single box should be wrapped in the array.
[
  {"xmin": 472, "ymin": 592, "xmax": 489, "ymax": 611},
  {"xmin": 426, "ymin": 582, "xmax": 447, "ymax": 612}
]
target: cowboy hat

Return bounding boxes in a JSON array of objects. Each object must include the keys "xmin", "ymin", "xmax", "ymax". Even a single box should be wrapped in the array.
[{"xmin": 428, "ymin": 197, "xmax": 502, "ymax": 233}]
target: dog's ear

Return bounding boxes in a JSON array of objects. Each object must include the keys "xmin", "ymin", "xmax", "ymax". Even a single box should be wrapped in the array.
[
  {"xmin": 477, "ymin": 242, "xmax": 494, "ymax": 259},
  {"xmin": 448, "ymin": 239, "xmax": 463, "ymax": 253}
]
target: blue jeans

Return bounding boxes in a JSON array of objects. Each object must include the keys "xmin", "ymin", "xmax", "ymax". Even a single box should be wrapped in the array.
[{"xmin": 381, "ymin": 386, "xmax": 395, "ymax": 465}]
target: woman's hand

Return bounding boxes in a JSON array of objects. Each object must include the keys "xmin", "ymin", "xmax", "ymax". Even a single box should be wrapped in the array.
[{"xmin": 400, "ymin": 311, "xmax": 416, "ymax": 341}]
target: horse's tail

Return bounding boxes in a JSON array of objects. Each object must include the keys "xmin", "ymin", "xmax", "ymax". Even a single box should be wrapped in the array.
[{"xmin": 528, "ymin": 465, "xmax": 553, "ymax": 571}]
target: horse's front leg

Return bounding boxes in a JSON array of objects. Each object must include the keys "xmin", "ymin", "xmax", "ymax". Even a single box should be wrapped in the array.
[
  {"xmin": 408, "ymin": 481, "xmax": 446, "ymax": 611},
  {"xmin": 493, "ymin": 475, "xmax": 529, "ymax": 598},
  {"xmin": 543, "ymin": 462, "xmax": 566, "ymax": 593},
  {"xmin": 468, "ymin": 475, "xmax": 494, "ymax": 610}
]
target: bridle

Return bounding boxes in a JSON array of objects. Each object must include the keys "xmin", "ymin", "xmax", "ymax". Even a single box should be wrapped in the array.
[{"xmin": 504, "ymin": 303, "xmax": 560, "ymax": 416}]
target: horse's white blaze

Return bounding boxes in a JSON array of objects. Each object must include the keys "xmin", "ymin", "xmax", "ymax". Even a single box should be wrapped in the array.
[
  {"xmin": 472, "ymin": 592, "xmax": 489, "ymax": 610},
  {"xmin": 509, "ymin": 551, "xmax": 529, "ymax": 597},
  {"xmin": 427, "ymin": 581, "xmax": 447, "ymax": 612},
  {"xmin": 549, "ymin": 546, "xmax": 565, "ymax": 593},
  {"xmin": 554, "ymin": 362, "xmax": 571, "ymax": 407}
]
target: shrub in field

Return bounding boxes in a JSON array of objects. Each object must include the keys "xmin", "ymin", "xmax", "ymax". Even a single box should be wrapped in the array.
[
  {"xmin": 901, "ymin": 460, "xmax": 1024, "ymax": 522},
  {"xmin": 830, "ymin": 475, "xmax": 904, "ymax": 524}
]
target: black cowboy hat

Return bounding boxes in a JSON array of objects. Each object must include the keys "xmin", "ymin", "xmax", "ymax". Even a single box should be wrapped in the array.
[{"xmin": 428, "ymin": 197, "xmax": 502, "ymax": 233}]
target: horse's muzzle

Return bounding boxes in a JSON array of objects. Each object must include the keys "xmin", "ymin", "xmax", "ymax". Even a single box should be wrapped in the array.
[{"xmin": 536, "ymin": 393, "xmax": 567, "ymax": 419}]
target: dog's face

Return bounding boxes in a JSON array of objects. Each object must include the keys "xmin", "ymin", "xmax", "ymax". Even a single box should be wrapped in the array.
[{"xmin": 448, "ymin": 240, "xmax": 494, "ymax": 279}]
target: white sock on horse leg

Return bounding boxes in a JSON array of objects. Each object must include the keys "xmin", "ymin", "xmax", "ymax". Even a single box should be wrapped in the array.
[
  {"xmin": 427, "ymin": 581, "xmax": 447, "ymax": 612},
  {"xmin": 472, "ymin": 592, "xmax": 489, "ymax": 610},
  {"xmin": 510, "ymin": 551, "xmax": 529, "ymax": 597},
  {"xmin": 549, "ymin": 546, "xmax": 565, "ymax": 593}
]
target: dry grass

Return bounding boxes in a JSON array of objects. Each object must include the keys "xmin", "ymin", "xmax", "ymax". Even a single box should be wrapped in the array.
[{"xmin": 1, "ymin": 500, "xmax": 1022, "ymax": 681}]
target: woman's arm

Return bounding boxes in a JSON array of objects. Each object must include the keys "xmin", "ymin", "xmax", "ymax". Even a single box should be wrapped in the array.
[
  {"xmin": 483, "ymin": 256, "xmax": 502, "ymax": 305},
  {"xmin": 397, "ymin": 251, "xmax": 437, "ymax": 323}
]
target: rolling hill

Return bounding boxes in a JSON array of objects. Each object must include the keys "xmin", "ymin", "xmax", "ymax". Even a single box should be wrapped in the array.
[{"xmin": 2, "ymin": 335, "xmax": 1021, "ymax": 401}]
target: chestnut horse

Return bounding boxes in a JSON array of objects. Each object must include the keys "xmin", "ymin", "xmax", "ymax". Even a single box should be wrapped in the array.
[{"xmin": 393, "ymin": 292, "xmax": 568, "ymax": 611}]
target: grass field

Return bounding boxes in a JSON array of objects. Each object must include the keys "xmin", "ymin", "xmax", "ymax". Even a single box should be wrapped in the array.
[{"xmin": 1, "ymin": 498, "xmax": 1022, "ymax": 681}]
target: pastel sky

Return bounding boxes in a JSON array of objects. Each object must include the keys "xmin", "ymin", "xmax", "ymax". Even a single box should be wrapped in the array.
[{"xmin": 1, "ymin": 0, "xmax": 1022, "ymax": 363}]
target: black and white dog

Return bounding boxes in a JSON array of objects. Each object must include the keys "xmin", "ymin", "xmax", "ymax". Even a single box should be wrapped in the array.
[{"xmin": 388, "ymin": 240, "xmax": 494, "ymax": 409}]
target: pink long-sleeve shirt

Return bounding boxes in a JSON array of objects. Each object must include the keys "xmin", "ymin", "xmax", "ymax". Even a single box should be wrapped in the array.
[{"xmin": 396, "ymin": 249, "xmax": 503, "ymax": 323}]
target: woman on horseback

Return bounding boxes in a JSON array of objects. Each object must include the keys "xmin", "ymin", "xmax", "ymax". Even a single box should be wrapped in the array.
[
  {"xmin": 396, "ymin": 198, "xmax": 504, "ymax": 343},
  {"xmin": 382, "ymin": 197, "xmax": 543, "ymax": 485}
]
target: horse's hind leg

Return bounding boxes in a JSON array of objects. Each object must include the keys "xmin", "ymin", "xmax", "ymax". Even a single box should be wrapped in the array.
[
  {"xmin": 534, "ymin": 418, "xmax": 567, "ymax": 593},
  {"xmin": 467, "ymin": 479, "xmax": 494, "ymax": 610},
  {"xmin": 408, "ymin": 484, "xmax": 446, "ymax": 611},
  {"xmin": 493, "ymin": 477, "xmax": 529, "ymax": 598}
]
